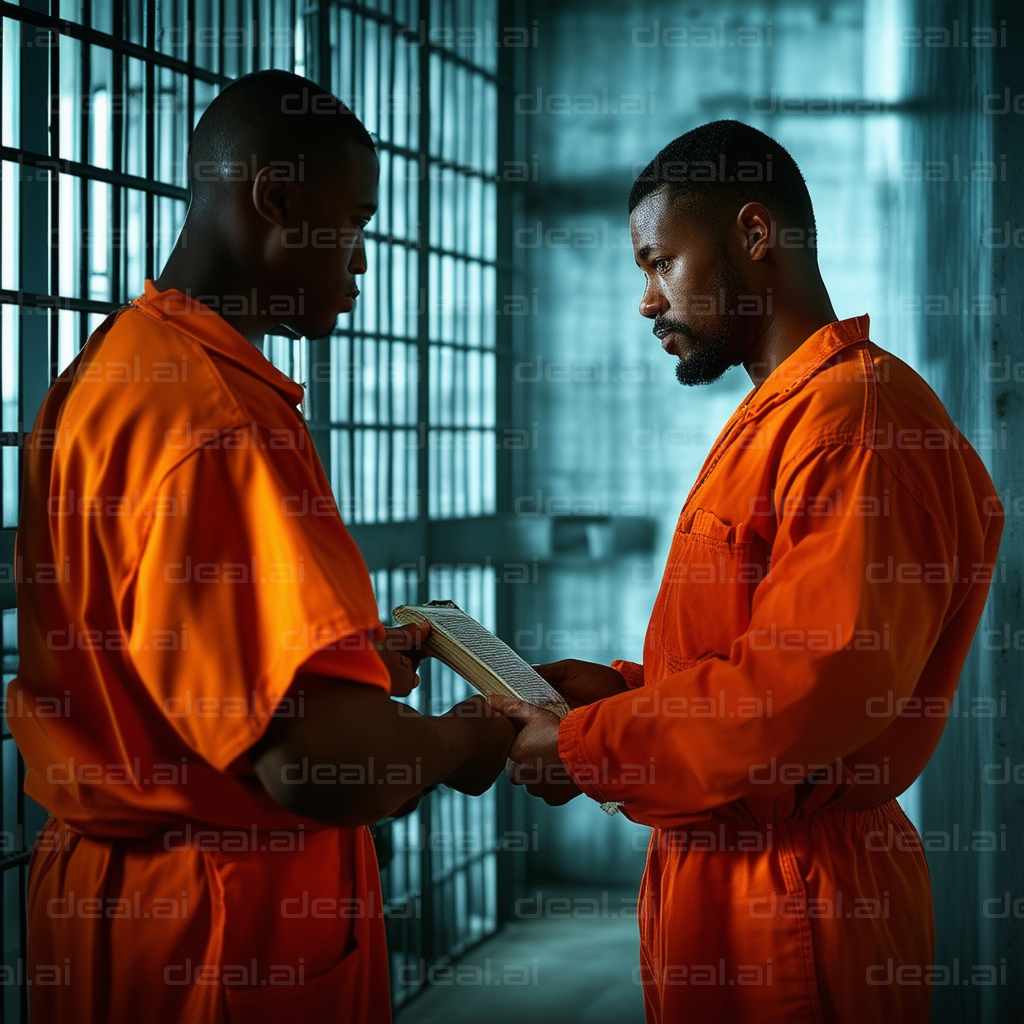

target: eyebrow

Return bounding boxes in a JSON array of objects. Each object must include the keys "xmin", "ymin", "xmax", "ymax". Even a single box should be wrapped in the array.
[{"xmin": 635, "ymin": 243, "xmax": 655, "ymax": 262}]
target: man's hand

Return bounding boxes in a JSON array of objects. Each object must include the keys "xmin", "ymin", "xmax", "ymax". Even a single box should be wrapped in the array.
[
  {"xmin": 441, "ymin": 695, "xmax": 516, "ymax": 796},
  {"xmin": 375, "ymin": 622, "xmax": 431, "ymax": 698},
  {"xmin": 251, "ymin": 680, "xmax": 514, "ymax": 828},
  {"xmin": 486, "ymin": 695, "xmax": 582, "ymax": 806},
  {"xmin": 534, "ymin": 659, "xmax": 628, "ymax": 709}
]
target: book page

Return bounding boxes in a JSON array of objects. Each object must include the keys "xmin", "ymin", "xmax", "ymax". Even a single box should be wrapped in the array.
[{"xmin": 402, "ymin": 603, "xmax": 569, "ymax": 715}]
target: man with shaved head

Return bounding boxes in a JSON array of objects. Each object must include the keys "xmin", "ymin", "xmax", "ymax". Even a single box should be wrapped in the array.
[
  {"xmin": 159, "ymin": 67, "xmax": 381, "ymax": 342},
  {"xmin": 11, "ymin": 69, "xmax": 513, "ymax": 1024},
  {"xmin": 492, "ymin": 120, "xmax": 1002, "ymax": 1023}
]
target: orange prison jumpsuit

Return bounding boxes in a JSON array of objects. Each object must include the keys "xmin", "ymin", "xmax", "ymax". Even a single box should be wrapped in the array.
[
  {"xmin": 558, "ymin": 316, "xmax": 1003, "ymax": 1023},
  {"xmin": 10, "ymin": 281, "xmax": 394, "ymax": 1023}
]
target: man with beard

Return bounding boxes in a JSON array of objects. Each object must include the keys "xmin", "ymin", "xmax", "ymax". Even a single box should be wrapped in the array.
[
  {"xmin": 489, "ymin": 120, "xmax": 1003, "ymax": 1023},
  {"xmin": 10, "ymin": 70, "xmax": 513, "ymax": 1024}
]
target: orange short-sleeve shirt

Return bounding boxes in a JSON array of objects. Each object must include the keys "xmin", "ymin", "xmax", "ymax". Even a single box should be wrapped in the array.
[{"xmin": 10, "ymin": 282, "xmax": 393, "ymax": 1023}]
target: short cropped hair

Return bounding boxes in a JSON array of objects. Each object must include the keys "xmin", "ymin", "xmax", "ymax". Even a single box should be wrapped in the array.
[{"xmin": 628, "ymin": 119, "xmax": 815, "ymax": 238}]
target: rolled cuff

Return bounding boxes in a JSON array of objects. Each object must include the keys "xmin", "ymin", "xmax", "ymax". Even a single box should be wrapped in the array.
[
  {"xmin": 611, "ymin": 659, "xmax": 644, "ymax": 690},
  {"xmin": 557, "ymin": 706, "xmax": 613, "ymax": 806}
]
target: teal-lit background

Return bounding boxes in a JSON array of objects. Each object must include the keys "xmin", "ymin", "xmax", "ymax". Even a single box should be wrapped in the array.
[{"xmin": 1, "ymin": 2, "xmax": 1021, "ymax": 1023}]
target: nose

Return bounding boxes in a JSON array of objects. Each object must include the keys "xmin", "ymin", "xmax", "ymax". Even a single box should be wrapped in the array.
[
  {"xmin": 348, "ymin": 228, "xmax": 368, "ymax": 276},
  {"xmin": 639, "ymin": 276, "xmax": 667, "ymax": 320}
]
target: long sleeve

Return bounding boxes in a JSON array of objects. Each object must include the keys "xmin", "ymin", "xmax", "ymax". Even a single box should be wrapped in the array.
[{"xmin": 558, "ymin": 442, "xmax": 961, "ymax": 828}]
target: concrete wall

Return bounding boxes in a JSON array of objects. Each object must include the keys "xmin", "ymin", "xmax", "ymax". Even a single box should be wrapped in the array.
[{"xmin": 901, "ymin": 2, "xmax": 1024, "ymax": 1021}]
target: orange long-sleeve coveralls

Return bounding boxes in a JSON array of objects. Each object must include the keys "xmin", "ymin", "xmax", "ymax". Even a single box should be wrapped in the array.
[{"xmin": 559, "ymin": 315, "xmax": 1003, "ymax": 1023}]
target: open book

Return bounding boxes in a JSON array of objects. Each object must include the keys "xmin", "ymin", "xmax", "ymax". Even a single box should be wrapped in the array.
[{"xmin": 392, "ymin": 600, "xmax": 622, "ymax": 816}]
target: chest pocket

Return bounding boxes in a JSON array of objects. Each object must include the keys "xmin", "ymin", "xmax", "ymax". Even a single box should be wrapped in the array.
[{"xmin": 649, "ymin": 507, "xmax": 770, "ymax": 674}]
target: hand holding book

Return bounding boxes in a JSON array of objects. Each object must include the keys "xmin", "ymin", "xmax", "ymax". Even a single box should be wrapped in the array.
[
  {"xmin": 441, "ymin": 695, "xmax": 518, "ymax": 796},
  {"xmin": 391, "ymin": 601, "xmax": 623, "ymax": 815},
  {"xmin": 372, "ymin": 694, "xmax": 513, "ymax": 824},
  {"xmin": 373, "ymin": 621, "xmax": 431, "ymax": 697},
  {"xmin": 485, "ymin": 694, "xmax": 581, "ymax": 806},
  {"xmin": 530, "ymin": 659, "xmax": 630, "ymax": 708}
]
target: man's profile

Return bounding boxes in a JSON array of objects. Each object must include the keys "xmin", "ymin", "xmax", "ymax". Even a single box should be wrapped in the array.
[{"xmin": 11, "ymin": 69, "xmax": 514, "ymax": 1024}]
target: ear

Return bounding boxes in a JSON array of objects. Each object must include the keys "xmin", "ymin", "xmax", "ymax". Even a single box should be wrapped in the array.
[
  {"xmin": 736, "ymin": 202, "xmax": 773, "ymax": 262},
  {"xmin": 251, "ymin": 165, "xmax": 299, "ymax": 227}
]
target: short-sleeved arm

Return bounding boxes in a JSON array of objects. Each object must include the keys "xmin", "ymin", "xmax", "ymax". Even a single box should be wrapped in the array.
[
  {"xmin": 128, "ymin": 440, "xmax": 389, "ymax": 771},
  {"xmin": 558, "ymin": 444, "xmax": 958, "ymax": 828}
]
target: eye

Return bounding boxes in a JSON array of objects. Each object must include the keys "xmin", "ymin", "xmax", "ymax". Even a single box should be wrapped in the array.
[{"xmin": 654, "ymin": 257, "xmax": 671, "ymax": 273}]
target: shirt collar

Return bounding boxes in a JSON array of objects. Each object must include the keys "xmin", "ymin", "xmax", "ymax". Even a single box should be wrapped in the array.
[
  {"xmin": 740, "ymin": 314, "xmax": 871, "ymax": 414},
  {"xmin": 134, "ymin": 280, "xmax": 307, "ymax": 408}
]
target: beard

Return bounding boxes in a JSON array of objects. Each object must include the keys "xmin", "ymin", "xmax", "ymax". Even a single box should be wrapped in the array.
[
  {"xmin": 656, "ymin": 257, "xmax": 749, "ymax": 387},
  {"xmin": 671, "ymin": 324, "xmax": 734, "ymax": 387}
]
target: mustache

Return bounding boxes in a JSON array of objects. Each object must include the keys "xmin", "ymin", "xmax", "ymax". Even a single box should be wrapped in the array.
[{"xmin": 653, "ymin": 317, "xmax": 693, "ymax": 340}]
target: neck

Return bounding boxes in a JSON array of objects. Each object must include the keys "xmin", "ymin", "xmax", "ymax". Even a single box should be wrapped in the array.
[
  {"xmin": 154, "ymin": 222, "xmax": 276, "ymax": 346},
  {"xmin": 742, "ymin": 274, "xmax": 838, "ymax": 385}
]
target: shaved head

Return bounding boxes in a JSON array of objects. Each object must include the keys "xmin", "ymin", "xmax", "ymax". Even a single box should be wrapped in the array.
[
  {"xmin": 187, "ymin": 69, "xmax": 376, "ymax": 205},
  {"xmin": 158, "ymin": 69, "xmax": 380, "ymax": 343}
]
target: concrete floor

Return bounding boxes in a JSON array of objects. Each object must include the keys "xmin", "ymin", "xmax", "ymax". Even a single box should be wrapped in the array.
[{"xmin": 394, "ymin": 887, "xmax": 646, "ymax": 1024}]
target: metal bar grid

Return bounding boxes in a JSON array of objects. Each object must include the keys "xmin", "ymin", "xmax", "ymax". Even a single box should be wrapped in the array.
[
  {"xmin": 333, "ymin": 0, "xmax": 500, "ymax": 85},
  {"xmin": 371, "ymin": 561, "xmax": 502, "ymax": 1009},
  {"xmin": 0, "ymin": 148, "xmax": 188, "ymax": 208},
  {"xmin": 324, "ymin": 0, "xmax": 427, "ymax": 527},
  {"xmin": 324, "ymin": 0, "xmax": 501, "ymax": 530},
  {"xmin": 0, "ymin": 1, "xmax": 232, "ymax": 87}
]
